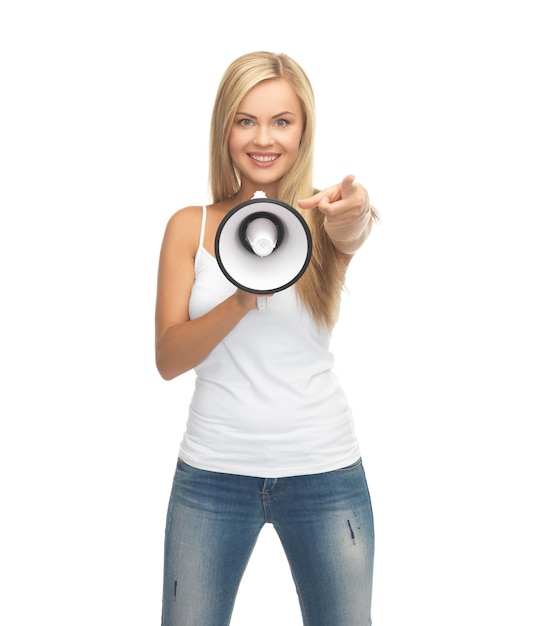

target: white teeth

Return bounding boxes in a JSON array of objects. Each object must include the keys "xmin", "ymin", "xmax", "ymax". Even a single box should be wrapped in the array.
[{"xmin": 251, "ymin": 155, "xmax": 277, "ymax": 162}]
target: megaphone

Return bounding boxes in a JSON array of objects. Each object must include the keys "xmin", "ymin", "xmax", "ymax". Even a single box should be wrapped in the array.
[{"xmin": 215, "ymin": 193, "xmax": 312, "ymax": 311}]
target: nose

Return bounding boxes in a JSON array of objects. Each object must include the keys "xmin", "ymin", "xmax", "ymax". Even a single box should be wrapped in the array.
[{"xmin": 253, "ymin": 125, "xmax": 274, "ymax": 147}]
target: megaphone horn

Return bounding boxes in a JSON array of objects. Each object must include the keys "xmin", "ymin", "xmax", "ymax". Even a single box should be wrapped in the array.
[
  {"xmin": 239, "ymin": 212, "xmax": 285, "ymax": 257},
  {"xmin": 215, "ymin": 196, "xmax": 312, "ymax": 311}
]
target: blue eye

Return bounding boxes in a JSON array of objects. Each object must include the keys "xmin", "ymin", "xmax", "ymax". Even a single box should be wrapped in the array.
[
  {"xmin": 238, "ymin": 119, "xmax": 254, "ymax": 127},
  {"xmin": 275, "ymin": 119, "xmax": 289, "ymax": 128}
]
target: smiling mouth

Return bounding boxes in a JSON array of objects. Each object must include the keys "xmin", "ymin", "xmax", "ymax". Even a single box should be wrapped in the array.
[{"xmin": 249, "ymin": 153, "xmax": 279, "ymax": 163}]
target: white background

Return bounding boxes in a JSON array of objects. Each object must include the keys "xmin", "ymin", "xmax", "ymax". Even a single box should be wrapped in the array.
[{"xmin": 1, "ymin": 1, "xmax": 537, "ymax": 624}]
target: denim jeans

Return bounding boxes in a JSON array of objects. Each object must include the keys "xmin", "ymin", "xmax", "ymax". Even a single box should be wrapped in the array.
[{"xmin": 161, "ymin": 458, "xmax": 374, "ymax": 626}]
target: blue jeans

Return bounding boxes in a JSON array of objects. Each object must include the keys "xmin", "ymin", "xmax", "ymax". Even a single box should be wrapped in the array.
[{"xmin": 161, "ymin": 458, "xmax": 374, "ymax": 626}]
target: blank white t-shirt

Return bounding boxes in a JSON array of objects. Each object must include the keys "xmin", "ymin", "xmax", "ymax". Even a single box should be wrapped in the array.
[{"xmin": 179, "ymin": 206, "xmax": 361, "ymax": 478}]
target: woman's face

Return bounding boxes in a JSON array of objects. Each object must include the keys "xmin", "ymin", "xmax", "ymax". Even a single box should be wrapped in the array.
[{"xmin": 228, "ymin": 78, "xmax": 304, "ymax": 197}]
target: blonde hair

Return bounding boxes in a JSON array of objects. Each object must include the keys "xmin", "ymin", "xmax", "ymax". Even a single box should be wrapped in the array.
[{"xmin": 209, "ymin": 51, "xmax": 347, "ymax": 328}]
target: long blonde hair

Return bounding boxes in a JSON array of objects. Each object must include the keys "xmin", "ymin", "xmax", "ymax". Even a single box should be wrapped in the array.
[{"xmin": 209, "ymin": 51, "xmax": 347, "ymax": 328}]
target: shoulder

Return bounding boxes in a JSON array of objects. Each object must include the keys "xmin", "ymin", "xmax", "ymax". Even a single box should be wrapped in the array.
[
  {"xmin": 165, "ymin": 205, "xmax": 203, "ymax": 231},
  {"xmin": 161, "ymin": 205, "xmax": 204, "ymax": 258}
]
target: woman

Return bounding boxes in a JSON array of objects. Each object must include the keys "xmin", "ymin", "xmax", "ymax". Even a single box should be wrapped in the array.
[{"xmin": 155, "ymin": 51, "xmax": 377, "ymax": 626}]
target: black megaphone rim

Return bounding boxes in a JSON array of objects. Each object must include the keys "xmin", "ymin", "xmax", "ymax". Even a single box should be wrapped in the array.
[{"xmin": 214, "ymin": 197, "xmax": 313, "ymax": 295}]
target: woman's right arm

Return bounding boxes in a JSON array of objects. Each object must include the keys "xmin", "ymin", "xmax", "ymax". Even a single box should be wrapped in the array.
[{"xmin": 154, "ymin": 207, "xmax": 258, "ymax": 381}]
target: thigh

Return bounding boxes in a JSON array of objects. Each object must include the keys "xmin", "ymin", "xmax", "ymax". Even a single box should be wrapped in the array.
[
  {"xmin": 161, "ymin": 461, "xmax": 265, "ymax": 626},
  {"xmin": 272, "ymin": 460, "xmax": 375, "ymax": 626}
]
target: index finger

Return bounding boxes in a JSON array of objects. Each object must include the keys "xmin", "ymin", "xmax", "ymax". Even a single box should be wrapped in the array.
[{"xmin": 297, "ymin": 187, "xmax": 331, "ymax": 210}]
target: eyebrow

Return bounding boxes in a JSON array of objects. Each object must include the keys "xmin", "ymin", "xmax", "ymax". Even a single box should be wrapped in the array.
[{"xmin": 235, "ymin": 111, "xmax": 297, "ymax": 119}]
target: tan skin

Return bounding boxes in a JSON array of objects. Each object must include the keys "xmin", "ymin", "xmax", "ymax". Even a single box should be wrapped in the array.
[{"xmin": 155, "ymin": 79, "xmax": 372, "ymax": 381}]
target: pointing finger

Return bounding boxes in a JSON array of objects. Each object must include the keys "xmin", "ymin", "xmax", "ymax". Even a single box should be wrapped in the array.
[{"xmin": 297, "ymin": 188, "xmax": 331, "ymax": 210}]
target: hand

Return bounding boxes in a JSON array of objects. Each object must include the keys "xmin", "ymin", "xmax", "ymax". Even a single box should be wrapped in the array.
[
  {"xmin": 298, "ymin": 175, "xmax": 372, "ymax": 254},
  {"xmin": 298, "ymin": 174, "xmax": 370, "ymax": 227},
  {"xmin": 234, "ymin": 289, "xmax": 272, "ymax": 312}
]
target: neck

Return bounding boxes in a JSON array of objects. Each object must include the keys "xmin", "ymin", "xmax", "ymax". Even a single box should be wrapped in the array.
[{"xmin": 236, "ymin": 182, "xmax": 280, "ymax": 202}]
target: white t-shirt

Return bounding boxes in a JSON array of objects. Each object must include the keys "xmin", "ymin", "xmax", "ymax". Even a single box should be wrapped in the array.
[{"xmin": 178, "ymin": 206, "xmax": 361, "ymax": 478}]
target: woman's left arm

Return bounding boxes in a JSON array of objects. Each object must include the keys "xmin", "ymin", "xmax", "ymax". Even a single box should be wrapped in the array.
[{"xmin": 298, "ymin": 174, "xmax": 376, "ymax": 257}]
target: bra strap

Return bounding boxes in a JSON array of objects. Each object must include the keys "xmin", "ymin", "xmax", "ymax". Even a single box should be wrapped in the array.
[{"xmin": 199, "ymin": 205, "xmax": 207, "ymax": 249}]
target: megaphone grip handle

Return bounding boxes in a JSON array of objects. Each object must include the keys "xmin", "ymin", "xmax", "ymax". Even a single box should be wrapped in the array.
[{"xmin": 256, "ymin": 296, "xmax": 267, "ymax": 312}]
